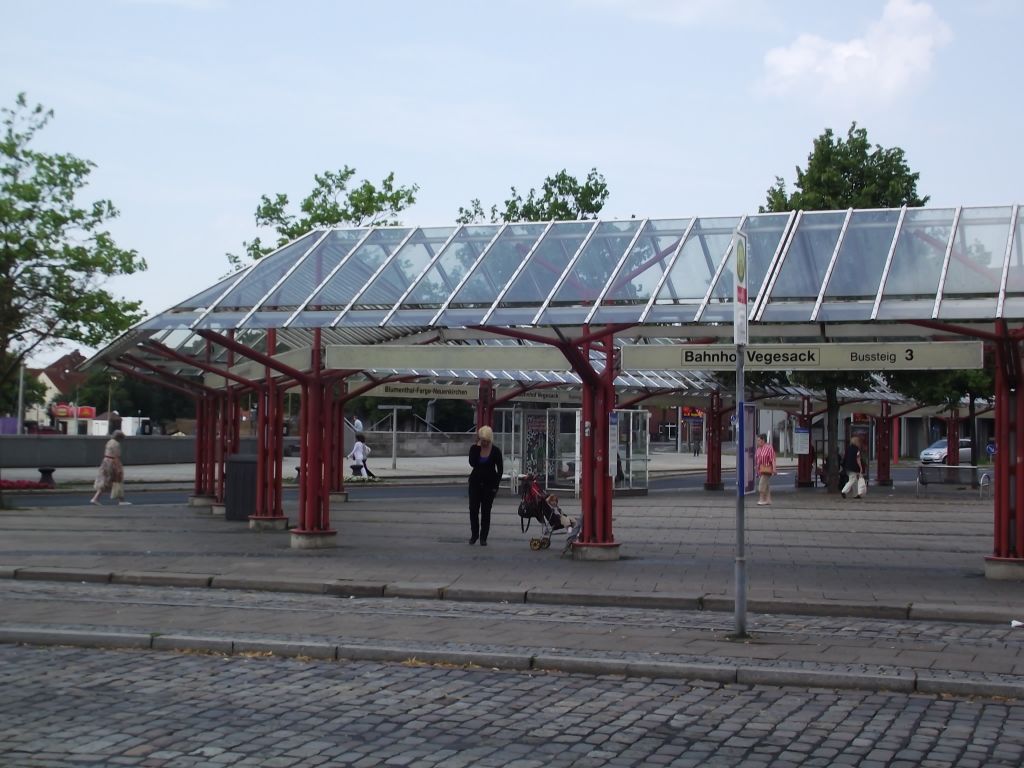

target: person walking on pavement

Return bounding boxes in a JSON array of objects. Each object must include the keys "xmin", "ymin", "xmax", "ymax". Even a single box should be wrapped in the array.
[
  {"xmin": 90, "ymin": 430, "xmax": 130, "ymax": 505},
  {"xmin": 347, "ymin": 434, "xmax": 373, "ymax": 477},
  {"xmin": 468, "ymin": 425, "xmax": 503, "ymax": 546},
  {"xmin": 841, "ymin": 435, "xmax": 865, "ymax": 498},
  {"xmin": 755, "ymin": 433, "xmax": 776, "ymax": 506}
]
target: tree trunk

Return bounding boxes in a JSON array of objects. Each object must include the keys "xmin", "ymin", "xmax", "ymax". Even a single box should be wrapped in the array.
[{"xmin": 827, "ymin": 384, "xmax": 840, "ymax": 493}]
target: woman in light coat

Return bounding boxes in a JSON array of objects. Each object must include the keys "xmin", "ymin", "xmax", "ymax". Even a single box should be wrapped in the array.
[{"xmin": 90, "ymin": 430, "xmax": 129, "ymax": 505}]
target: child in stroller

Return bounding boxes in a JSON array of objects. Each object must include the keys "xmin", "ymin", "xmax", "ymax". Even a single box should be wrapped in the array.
[{"xmin": 517, "ymin": 474, "xmax": 581, "ymax": 554}]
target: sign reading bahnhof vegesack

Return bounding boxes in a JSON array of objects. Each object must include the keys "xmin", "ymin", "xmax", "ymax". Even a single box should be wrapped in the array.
[{"xmin": 621, "ymin": 341, "xmax": 983, "ymax": 371}]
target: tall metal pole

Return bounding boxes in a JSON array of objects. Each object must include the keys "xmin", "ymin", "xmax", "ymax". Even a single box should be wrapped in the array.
[
  {"xmin": 735, "ymin": 349, "xmax": 747, "ymax": 637},
  {"xmin": 732, "ymin": 229, "xmax": 749, "ymax": 638},
  {"xmin": 16, "ymin": 363, "xmax": 25, "ymax": 435}
]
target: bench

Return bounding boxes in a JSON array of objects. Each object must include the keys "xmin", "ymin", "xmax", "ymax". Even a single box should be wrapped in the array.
[
  {"xmin": 916, "ymin": 464, "xmax": 991, "ymax": 498},
  {"xmin": 37, "ymin": 467, "xmax": 56, "ymax": 488}
]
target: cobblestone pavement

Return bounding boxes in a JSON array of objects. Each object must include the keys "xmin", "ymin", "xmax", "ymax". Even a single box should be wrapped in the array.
[
  {"xmin": 2, "ymin": 644, "xmax": 1023, "ymax": 768},
  {"xmin": 2, "ymin": 580, "xmax": 1023, "ymax": 696}
]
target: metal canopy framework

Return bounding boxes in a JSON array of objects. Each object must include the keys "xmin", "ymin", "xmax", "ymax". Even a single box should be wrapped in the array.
[
  {"xmin": 135, "ymin": 204, "xmax": 1021, "ymax": 339},
  {"xmin": 84, "ymin": 203, "xmax": 1024, "ymax": 572}
]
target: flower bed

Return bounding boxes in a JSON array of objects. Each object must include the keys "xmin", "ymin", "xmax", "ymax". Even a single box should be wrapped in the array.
[{"xmin": 0, "ymin": 479, "xmax": 51, "ymax": 490}]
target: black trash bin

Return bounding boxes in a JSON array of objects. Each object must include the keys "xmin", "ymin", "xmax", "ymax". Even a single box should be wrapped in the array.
[{"xmin": 225, "ymin": 454, "xmax": 258, "ymax": 521}]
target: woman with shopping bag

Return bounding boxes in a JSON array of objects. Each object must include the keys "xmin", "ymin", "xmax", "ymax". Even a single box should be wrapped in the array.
[
  {"xmin": 841, "ymin": 435, "xmax": 866, "ymax": 499},
  {"xmin": 90, "ymin": 430, "xmax": 129, "ymax": 505}
]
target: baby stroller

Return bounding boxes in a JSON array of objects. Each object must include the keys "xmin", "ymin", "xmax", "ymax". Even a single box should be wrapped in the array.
[{"xmin": 517, "ymin": 474, "xmax": 581, "ymax": 554}]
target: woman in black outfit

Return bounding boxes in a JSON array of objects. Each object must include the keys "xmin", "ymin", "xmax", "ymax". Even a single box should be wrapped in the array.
[{"xmin": 468, "ymin": 425, "xmax": 503, "ymax": 546}]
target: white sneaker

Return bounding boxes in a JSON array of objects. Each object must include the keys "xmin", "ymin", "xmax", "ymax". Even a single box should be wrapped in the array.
[{"xmin": 119, "ymin": 501, "xmax": 132, "ymax": 506}]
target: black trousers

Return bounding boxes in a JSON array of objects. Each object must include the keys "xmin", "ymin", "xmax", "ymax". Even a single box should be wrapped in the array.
[{"xmin": 468, "ymin": 484, "xmax": 497, "ymax": 541}]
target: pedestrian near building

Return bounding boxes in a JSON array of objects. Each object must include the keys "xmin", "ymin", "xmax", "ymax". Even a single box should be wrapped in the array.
[
  {"xmin": 841, "ymin": 436, "xmax": 866, "ymax": 498},
  {"xmin": 347, "ymin": 434, "xmax": 373, "ymax": 477},
  {"xmin": 755, "ymin": 433, "xmax": 776, "ymax": 506},
  {"xmin": 467, "ymin": 425, "xmax": 503, "ymax": 546},
  {"xmin": 90, "ymin": 430, "xmax": 129, "ymax": 505}
]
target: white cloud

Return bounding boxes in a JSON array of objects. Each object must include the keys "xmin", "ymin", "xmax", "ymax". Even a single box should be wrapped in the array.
[{"xmin": 760, "ymin": 0, "xmax": 952, "ymax": 103}]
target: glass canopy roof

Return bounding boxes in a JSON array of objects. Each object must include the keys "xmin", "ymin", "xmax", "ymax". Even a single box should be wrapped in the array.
[{"xmin": 139, "ymin": 204, "xmax": 1021, "ymax": 341}]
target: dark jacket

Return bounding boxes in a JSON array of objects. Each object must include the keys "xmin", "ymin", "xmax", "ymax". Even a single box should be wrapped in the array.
[
  {"xmin": 468, "ymin": 444, "xmax": 504, "ymax": 491},
  {"xmin": 843, "ymin": 443, "xmax": 862, "ymax": 473}
]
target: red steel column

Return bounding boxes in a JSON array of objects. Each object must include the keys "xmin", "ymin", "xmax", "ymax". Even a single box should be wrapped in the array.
[
  {"xmin": 796, "ymin": 396, "xmax": 813, "ymax": 487},
  {"xmin": 947, "ymin": 410, "xmax": 961, "ymax": 467},
  {"xmin": 704, "ymin": 392, "xmax": 723, "ymax": 490},
  {"xmin": 476, "ymin": 379, "xmax": 494, "ymax": 429},
  {"xmin": 193, "ymin": 394, "xmax": 205, "ymax": 496},
  {"xmin": 875, "ymin": 401, "xmax": 893, "ymax": 487},
  {"xmin": 580, "ymin": 381, "xmax": 594, "ymax": 544}
]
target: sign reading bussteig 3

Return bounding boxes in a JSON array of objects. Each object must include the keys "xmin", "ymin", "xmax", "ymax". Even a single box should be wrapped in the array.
[{"xmin": 621, "ymin": 341, "xmax": 982, "ymax": 372}]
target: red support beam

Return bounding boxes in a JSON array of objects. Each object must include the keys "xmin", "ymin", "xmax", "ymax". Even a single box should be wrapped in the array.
[
  {"xmin": 875, "ymin": 401, "xmax": 893, "ymax": 487},
  {"xmin": 795, "ymin": 396, "xmax": 814, "ymax": 488},
  {"xmin": 705, "ymin": 391, "xmax": 723, "ymax": 490}
]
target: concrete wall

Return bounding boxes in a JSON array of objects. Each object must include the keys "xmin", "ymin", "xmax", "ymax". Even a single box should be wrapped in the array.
[
  {"xmin": 0, "ymin": 432, "xmax": 479, "ymax": 468},
  {"xmin": 0, "ymin": 435, "xmax": 196, "ymax": 468}
]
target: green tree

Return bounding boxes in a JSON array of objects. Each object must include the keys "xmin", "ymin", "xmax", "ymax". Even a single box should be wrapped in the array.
[
  {"xmin": 457, "ymin": 168, "xmax": 609, "ymax": 223},
  {"xmin": 0, "ymin": 353, "xmax": 45, "ymax": 415},
  {"xmin": 228, "ymin": 167, "xmax": 419, "ymax": 268},
  {"xmin": 0, "ymin": 93, "xmax": 147, "ymax": 394},
  {"xmin": 763, "ymin": 122, "xmax": 927, "ymax": 491},
  {"xmin": 886, "ymin": 366, "xmax": 994, "ymax": 464}
]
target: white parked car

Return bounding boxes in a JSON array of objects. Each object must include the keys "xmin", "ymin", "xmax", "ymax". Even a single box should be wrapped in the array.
[{"xmin": 919, "ymin": 438, "xmax": 972, "ymax": 464}]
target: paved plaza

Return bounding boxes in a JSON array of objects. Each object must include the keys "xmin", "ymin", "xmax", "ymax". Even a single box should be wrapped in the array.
[{"xmin": 1, "ymin": 463, "xmax": 1022, "ymax": 766}]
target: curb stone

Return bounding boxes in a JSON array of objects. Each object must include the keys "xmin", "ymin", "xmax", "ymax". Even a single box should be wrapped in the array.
[
  {"xmin": 0, "ymin": 568, "xmax": 1017, "ymax": 626},
  {"xmin": 0, "ymin": 626, "xmax": 1019, "ymax": 700}
]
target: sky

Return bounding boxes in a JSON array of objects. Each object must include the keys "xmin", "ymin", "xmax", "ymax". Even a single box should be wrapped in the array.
[{"xmin": 2, "ymin": 0, "xmax": 1021, "ymax": 364}]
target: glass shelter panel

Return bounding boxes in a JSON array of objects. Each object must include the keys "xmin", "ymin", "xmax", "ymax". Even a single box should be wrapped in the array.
[
  {"xmin": 758, "ymin": 211, "xmax": 846, "ymax": 322},
  {"xmin": 697, "ymin": 214, "xmax": 788, "ymax": 323},
  {"xmin": 538, "ymin": 221, "xmax": 642, "ymax": 322},
  {"xmin": 614, "ymin": 409, "xmax": 649, "ymax": 491},
  {"xmin": 402, "ymin": 225, "xmax": 498, "ymax": 308},
  {"xmin": 260, "ymin": 229, "xmax": 366, "ymax": 309},
  {"xmin": 876, "ymin": 208, "xmax": 955, "ymax": 320},
  {"xmin": 446, "ymin": 223, "xmax": 548, "ymax": 309},
  {"xmin": 353, "ymin": 227, "xmax": 456, "ymax": 309},
  {"xmin": 937, "ymin": 206, "xmax": 1012, "ymax": 320},
  {"xmin": 215, "ymin": 233, "xmax": 319, "ymax": 309},
  {"xmin": 647, "ymin": 216, "xmax": 741, "ymax": 323},
  {"xmin": 591, "ymin": 219, "xmax": 690, "ymax": 323},
  {"xmin": 545, "ymin": 408, "xmax": 580, "ymax": 493},
  {"xmin": 307, "ymin": 228, "xmax": 411, "ymax": 309},
  {"xmin": 1003, "ymin": 210, "xmax": 1024, "ymax": 316},
  {"xmin": 816, "ymin": 210, "xmax": 900, "ymax": 321},
  {"xmin": 494, "ymin": 221, "xmax": 594, "ymax": 308},
  {"xmin": 178, "ymin": 273, "xmax": 244, "ymax": 311}
]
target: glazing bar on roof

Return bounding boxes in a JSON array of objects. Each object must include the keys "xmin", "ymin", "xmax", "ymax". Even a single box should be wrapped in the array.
[
  {"xmin": 810, "ymin": 209, "xmax": 853, "ymax": 321},
  {"xmin": 479, "ymin": 221, "xmax": 555, "ymax": 325},
  {"xmin": 638, "ymin": 218, "xmax": 696, "ymax": 323},
  {"xmin": 530, "ymin": 221, "xmax": 599, "ymax": 325},
  {"xmin": 583, "ymin": 219, "xmax": 649, "ymax": 325},
  {"xmin": 235, "ymin": 230, "xmax": 332, "ymax": 329},
  {"xmin": 283, "ymin": 228, "xmax": 374, "ymax": 328},
  {"xmin": 870, "ymin": 206, "xmax": 907, "ymax": 320},
  {"xmin": 751, "ymin": 211, "xmax": 801, "ymax": 321},
  {"xmin": 424, "ymin": 224, "xmax": 508, "ymax": 327},
  {"xmin": 188, "ymin": 234, "xmax": 311, "ymax": 330},
  {"xmin": 695, "ymin": 215, "xmax": 749, "ymax": 322},
  {"xmin": 996, "ymin": 204, "xmax": 1020, "ymax": 319},
  {"xmin": 330, "ymin": 228, "xmax": 419, "ymax": 327},
  {"xmin": 382, "ymin": 225, "xmax": 465, "ymax": 325},
  {"xmin": 931, "ymin": 206, "xmax": 962, "ymax": 319}
]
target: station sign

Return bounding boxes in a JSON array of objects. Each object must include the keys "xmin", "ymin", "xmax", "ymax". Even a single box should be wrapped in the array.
[{"xmin": 621, "ymin": 341, "xmax": 983, "ymax": 371}]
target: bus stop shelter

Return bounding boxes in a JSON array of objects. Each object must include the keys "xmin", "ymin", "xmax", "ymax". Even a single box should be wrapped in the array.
[{"xmin": 87, "ymin": 205, "xmax": 1024, "ymax": 577}]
